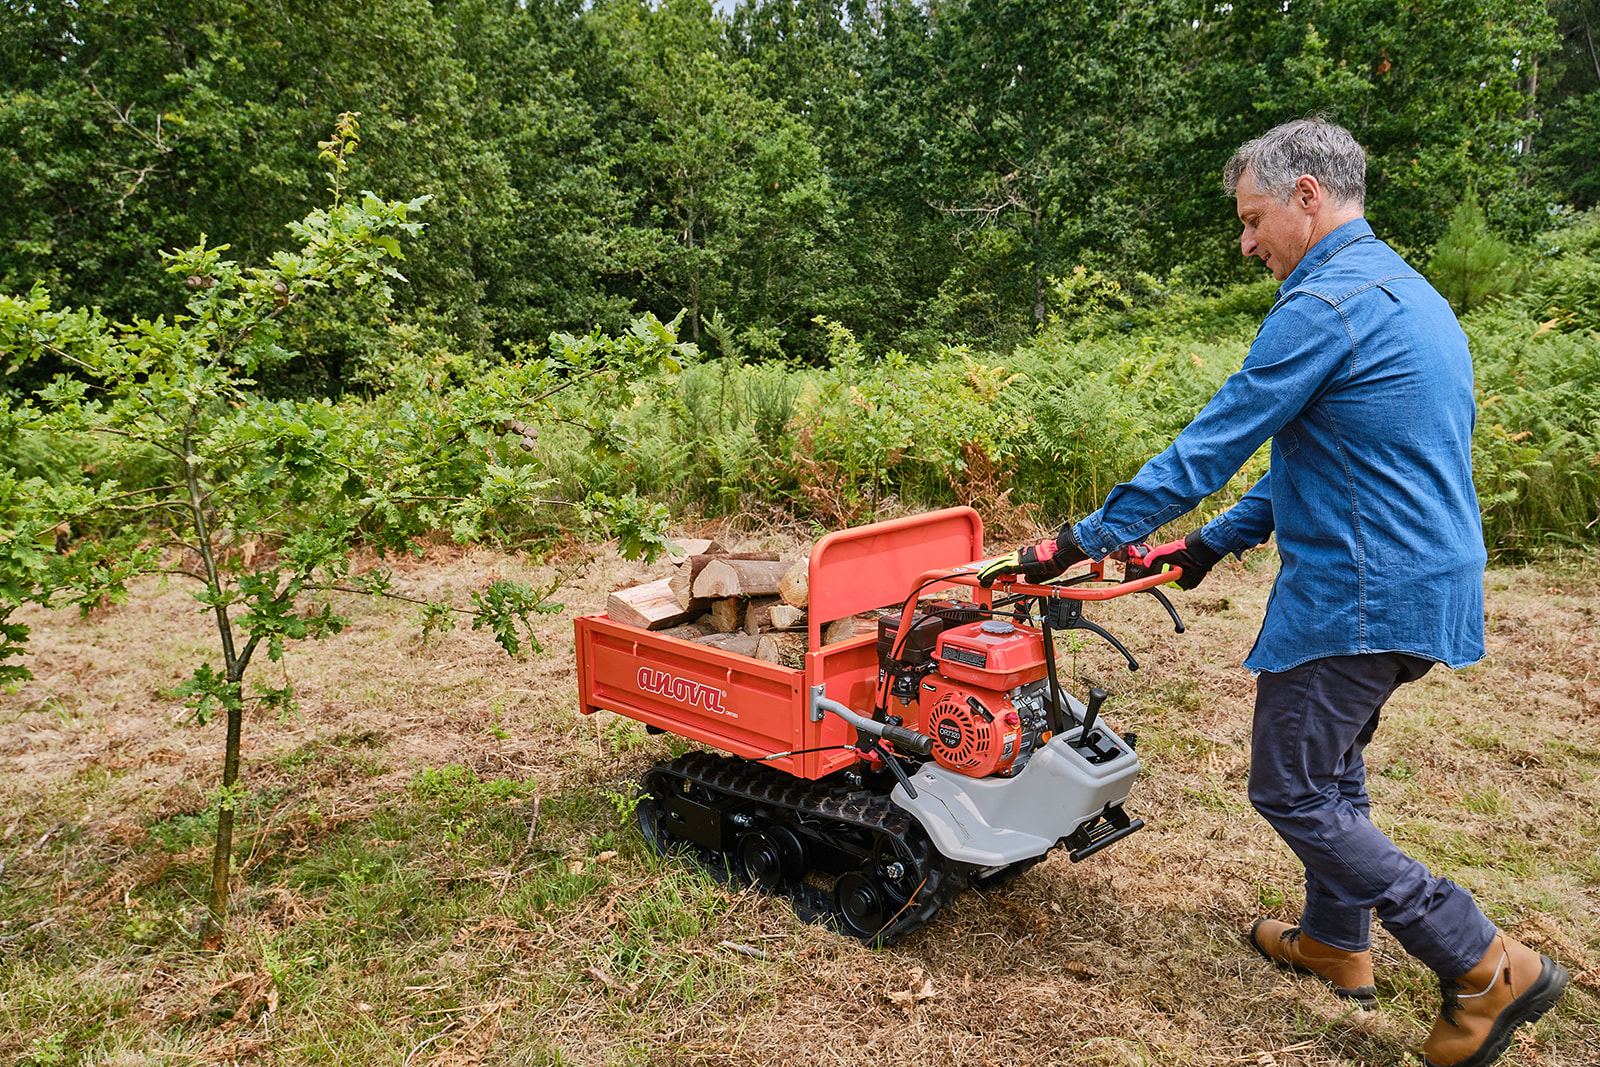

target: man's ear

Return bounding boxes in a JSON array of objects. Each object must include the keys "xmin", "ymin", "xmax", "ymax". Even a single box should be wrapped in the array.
[{"xmin": 1295, "ymin": 174, "xmax": 1322, "ymax": 212}]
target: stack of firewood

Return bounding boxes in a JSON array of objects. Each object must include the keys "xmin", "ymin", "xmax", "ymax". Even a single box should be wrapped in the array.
[{"xmin": 606, "ymin": 538, "xmax": 847, "ymax": 666}]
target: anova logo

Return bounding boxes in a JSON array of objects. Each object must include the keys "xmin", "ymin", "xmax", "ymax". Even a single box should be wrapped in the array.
[{"xmin": 636, "ymin": 668, "xmax": 733, "ymax": 717}]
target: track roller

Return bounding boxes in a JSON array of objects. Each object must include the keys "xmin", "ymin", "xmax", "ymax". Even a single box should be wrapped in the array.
[
  {"xmin": 834, "ymin": 870, "xmax": 893, "ymax": 938},
  {"xmin": 738, "ymin": 827, "xmax": 807, "ymax": 890},
  {"xmin": 636, "ymin": 752, "xmax": 972, "ymax": 946}
]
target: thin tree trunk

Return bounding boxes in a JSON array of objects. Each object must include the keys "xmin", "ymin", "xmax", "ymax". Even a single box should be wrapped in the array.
[
  {"xmin": 202, "ymin": 695, "xmax": 243, "ymax": 950},
  {"xmin": 1032, "ymin": 204, "xmax": 1047, "ymax": 324},
  {"xmin": 185, "ymin": 439, "xmax": 246, "ymax": 950}
]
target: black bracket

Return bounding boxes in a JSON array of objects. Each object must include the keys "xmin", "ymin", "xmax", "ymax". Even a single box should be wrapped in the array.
[{"xmin": 1062, "ymin": 803, "xmax": 1144, "ymax": 862}]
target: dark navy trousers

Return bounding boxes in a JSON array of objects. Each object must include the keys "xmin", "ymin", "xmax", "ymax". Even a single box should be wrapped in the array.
[{"xmin": 1248, "ymin": 652, "xmax": 1498, "ymax": 978}]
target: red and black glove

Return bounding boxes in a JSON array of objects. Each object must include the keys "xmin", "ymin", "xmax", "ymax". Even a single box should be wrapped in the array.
[
  {"xmin": 1141, "ymin": 530, "xmax": 1225, "ymax": 590},
  {"xmin": 976, "ymin": 525, "xmax": 1088, "ymax": 587}
]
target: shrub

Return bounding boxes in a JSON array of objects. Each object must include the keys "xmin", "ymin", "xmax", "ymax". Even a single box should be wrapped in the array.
[
  {"xmin": 528, "ymin": 271, "xmax": 1595, "ymax": 555},
  {"xmin": 1465, "ymin": 294, "xmax": 1600, "ymax": 555}
]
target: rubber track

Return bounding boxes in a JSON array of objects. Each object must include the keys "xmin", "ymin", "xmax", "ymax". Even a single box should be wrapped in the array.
[{"xmin": 638, "ymin": 751, "xmax": 971, "ymax": 946}]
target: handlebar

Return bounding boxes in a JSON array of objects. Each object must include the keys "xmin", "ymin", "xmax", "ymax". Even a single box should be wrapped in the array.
[
  {"xmin": 940, "ymin": 557, "xmax": 1184, "ymax": 600},
  {"xmin": 862, "ymin": 552, "xmax": 1188, "ymax": 756},
  {"xmin": 879, "ymin": 556, "xmax": 1187, "ymax": 683}
]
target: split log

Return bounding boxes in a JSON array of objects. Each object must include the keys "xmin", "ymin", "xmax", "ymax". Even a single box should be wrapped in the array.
[
  {"xmin": 692, "ymin": 632, "xmax": 760, "ymax": 656},
  {"xmin": 770, "ymin": 632, "xmax": 808, "ymax": 669},
  {"xmin": 708, "ymin": 598, "xmax": 744, "ymax": 633},
  {"xmin": 683, "ymin": 551, "xmax": 780, "ymax": 567},
  {"xmin": 820, "ymin": 615, "xmax": 877, "ymax": 645},
  {"xmin": 691, "ymin": 631, "xmax": 783, "ymax": 664},
  {"xmin": 671, "ymin": 538, "xmax": 726, "ymax": 558},
  {"xmin": 669, "ymin": 552, "xmax": 779, "ymax": 610},
  {"xmin": 768, "ymin": 604, "xmax": 805, "ymax": 631},
  {"xmin": 667, "ymin": 568, "xmax": 698, "ymax": 611},
  {"xmin": 822, "ymin": 617, "xmax": 858, "ymax": 645},
  {"xmin": 692, "ymin": 559, "xmax": 794, "ymax": 599},
  {"xmin": 656, "ymin": 618, "xmax": 714, "ymax": 641},
  {"xmin": 778, "ymin": 560, "xmax": 809, "ymax": 608},
  {"xmin": 742, "ymin": 596, "xmax": 783, "ymax": 635},
  {"xmin": 607, "ymin": 578, "xmax": 701, "ymax": 631}
]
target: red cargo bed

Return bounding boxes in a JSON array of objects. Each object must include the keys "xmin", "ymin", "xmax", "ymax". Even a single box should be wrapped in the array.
[{"xmin": 576, "ymin": 507, "xmax": 984, "ymax": 780}]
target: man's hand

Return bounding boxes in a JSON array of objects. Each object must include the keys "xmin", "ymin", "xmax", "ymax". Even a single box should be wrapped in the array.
[
  {"xmin": 1142, "ymin": 530, "xmax": 1225, "ymax": 590},
  {"xmin": 976, "ymin": 525, "xmax": 1088, "ymax": 587}
]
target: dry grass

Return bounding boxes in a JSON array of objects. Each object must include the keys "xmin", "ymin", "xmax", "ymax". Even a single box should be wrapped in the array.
[{"xmin": 1, "ymin": 530, "xmax": 1596, "ymax": 1067}]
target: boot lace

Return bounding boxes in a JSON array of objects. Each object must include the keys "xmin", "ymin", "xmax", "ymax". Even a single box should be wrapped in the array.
[
  {"xmin": 1439, "ymin": 947, "xmax": 1508, "ymax": 1027},
  {"xmin": 1438, "ymin": 976, "xmax": 1465, "ymax": 1026}
]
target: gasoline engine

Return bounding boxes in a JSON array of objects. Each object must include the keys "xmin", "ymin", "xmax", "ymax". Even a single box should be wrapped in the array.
[{"xmin": 879, "ymin": 609, "xmax": 1055, "ymax": 778}]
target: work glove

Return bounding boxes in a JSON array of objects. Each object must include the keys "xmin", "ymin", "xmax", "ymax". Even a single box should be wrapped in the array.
[
  {"xmin": 1140, "ymin": 530, "xmax": 1225, "ymax": 591},
  {"xmin": 976, "ymin": 525, "xmax": 1087, "ymax": 587}
]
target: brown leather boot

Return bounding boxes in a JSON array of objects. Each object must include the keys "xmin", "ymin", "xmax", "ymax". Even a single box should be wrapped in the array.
[
  {"xmin": 1421, "ymin": 931, "xmax": 1569, "ymax": 1067},
  {"xmin": 1248, "ymin": 918, "xmax": 1378, "ymax": 1007}
]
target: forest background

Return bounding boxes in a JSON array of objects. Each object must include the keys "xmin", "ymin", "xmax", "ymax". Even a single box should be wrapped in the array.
[{"xmin": 2, "ymin": 0, "xmax": 1599, "ymax": 558}]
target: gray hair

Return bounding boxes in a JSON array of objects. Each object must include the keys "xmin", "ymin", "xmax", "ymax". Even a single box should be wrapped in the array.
[{"xmin": 1222, "ymin": 118, "xmax": 1366, "ymax": 207}]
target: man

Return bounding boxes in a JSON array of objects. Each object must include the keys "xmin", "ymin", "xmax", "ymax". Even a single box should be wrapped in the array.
[{"xmin": 979, "ymin": 118, "xmax": 1568, "ymax": 1067}]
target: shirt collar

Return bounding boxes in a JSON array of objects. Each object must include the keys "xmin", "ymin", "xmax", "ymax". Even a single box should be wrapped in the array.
[{"xmin": 1276, "ymin": 217, "xmax": 1375, "ymax": 297}]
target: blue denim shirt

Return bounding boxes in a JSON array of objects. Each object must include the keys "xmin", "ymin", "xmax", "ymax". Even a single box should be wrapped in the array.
[{"xmin": 1074, "ymin": 219, "xmax": 1487, "ymax": 672}]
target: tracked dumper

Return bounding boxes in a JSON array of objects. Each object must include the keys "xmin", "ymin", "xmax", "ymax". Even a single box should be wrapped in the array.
[{"xmin": 576, "ymin": 508, "xmax": 1184, "ymax": 945}]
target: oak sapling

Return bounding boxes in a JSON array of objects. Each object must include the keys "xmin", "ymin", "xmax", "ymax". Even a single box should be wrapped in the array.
[{"xmin": 0, "ymin": 116, "xmax": 687, "ymax": 947}]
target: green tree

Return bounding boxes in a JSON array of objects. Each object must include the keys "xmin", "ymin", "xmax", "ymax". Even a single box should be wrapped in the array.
[
  {"xmin": 1167, "ymin": 0, "xmax": 1556, "ymax": 278},
  {"xmin": 734, "ymin": 0, "xmax": 963, "ymax": 353},
  {"xmin": 1537, "ymin": 0, "xmax": 1600, "ymax": 211},
  {"xmin": 595, "ymin": 0, "xmax": 843, "ymax": 356},
  {"xmin": 0, "ymin": 0, "xmax": 537, "ymax": 391},
  {"xmin": 925, "ymin": 0, "xmax": 1188, "ymax": 333},
  {"xmin": 0, "ymin": 124, "xmax": 683, "ymax": 944},
  {"xmin": 1428, "ymin": 188, "xmax": 1522, "ymax": 311},
  {"xmin": 440, "ymin": 0, "xmax": 640, "ymax": 351}
]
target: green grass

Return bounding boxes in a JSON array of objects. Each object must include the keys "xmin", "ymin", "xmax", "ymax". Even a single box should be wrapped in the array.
[
  {"xmin": 3, "ymin": 552, "xmax": 1597, "ymax": 1067},
  {"xmin": 1, "ymin": 779, "xmax": 701, "ymax": 1063},
  {"xmin": 1461, "ymin": 786, "xmax": 1511, "ymax": 816}
]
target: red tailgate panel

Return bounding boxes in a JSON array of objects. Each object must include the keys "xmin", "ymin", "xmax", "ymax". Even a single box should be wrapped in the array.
[
  {"xmin": 807, "ymin": 507, "xmax": 984, "ymax": 647},
  {"xmin": 578, "ymin": 614, "xmax": 814, "ymax": 773}
]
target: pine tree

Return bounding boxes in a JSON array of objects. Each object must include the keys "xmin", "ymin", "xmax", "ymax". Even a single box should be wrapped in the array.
[{"xmin": 1427, "ymin": 189, "xmax": 1520, "ymax": 313}]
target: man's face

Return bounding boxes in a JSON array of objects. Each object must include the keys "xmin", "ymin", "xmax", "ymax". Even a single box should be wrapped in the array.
[{"xmin": 1235, "ymin": 168, "xmax": 1313, "ymax": 281}]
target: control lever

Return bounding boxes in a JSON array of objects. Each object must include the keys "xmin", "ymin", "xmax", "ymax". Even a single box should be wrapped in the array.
[
  {"xmin": 1040, "ymin": 615, "xmax": 1070, "ymax": 736},
  {"xmin": 1043, "ymin": 597, "xmax": 1139, "ymax": 671},
  {"xmin": 1122, "ymin": 543, "xmax": 1187, "ymax": 635},
  {"xmin": 868, "ymin": 740, "xmax": 919, "ymax": 800},
  {"xmin": 1080, "ymin": 686, "xmax": 1108, "ymax": 739},
  {"xmin": 1145, "ymin": 586, "xmax": 1186, "ymax": 633},
  {"xmin": 1072, "ymin": 686, "xmax": 1125, "ymax": 764}
]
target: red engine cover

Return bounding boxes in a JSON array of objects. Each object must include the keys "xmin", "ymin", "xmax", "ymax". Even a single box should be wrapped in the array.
[
  {"xmin": 923, "ymin": 678, "xmax": 1023, "ymax": 777},
  {"xmin": 934, "ymin": 619, "xmax": 1048, "ymax": 690}
]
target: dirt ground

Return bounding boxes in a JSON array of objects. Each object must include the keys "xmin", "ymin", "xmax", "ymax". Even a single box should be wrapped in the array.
[{"xmin": 1, "ymin": 525, "xmax": 1597, "ymax": 1067}]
